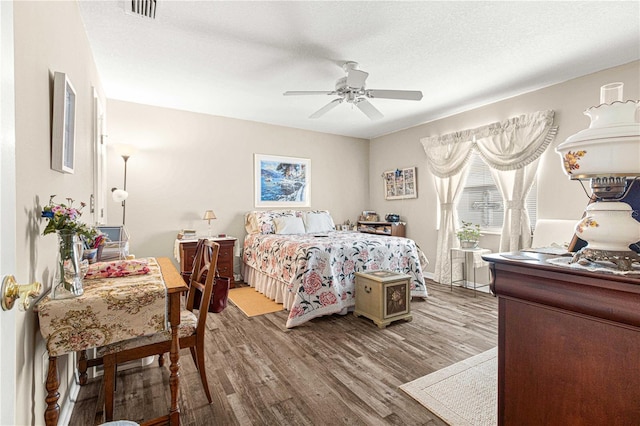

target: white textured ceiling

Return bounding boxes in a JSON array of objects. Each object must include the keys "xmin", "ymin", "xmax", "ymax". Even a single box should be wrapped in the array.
[{"xmin": 77, "ymin": 1, "xmax": 640, "ymax": 139}]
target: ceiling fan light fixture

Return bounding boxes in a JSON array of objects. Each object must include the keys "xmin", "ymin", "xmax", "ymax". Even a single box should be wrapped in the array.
[{"xmin": 346, "ymin": 69, "xmax": 369, "ymax": 89}]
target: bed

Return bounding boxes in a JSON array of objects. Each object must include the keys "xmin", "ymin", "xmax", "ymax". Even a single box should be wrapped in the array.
[{"xmin": 241, "ymin": 210, "xmax": 428, "ymax": 328}]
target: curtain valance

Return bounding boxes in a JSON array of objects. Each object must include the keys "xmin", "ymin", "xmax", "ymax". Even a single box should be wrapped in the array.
[{"xmin": 421, "ymin": 110, "xmax": 557, "ymax": 177}]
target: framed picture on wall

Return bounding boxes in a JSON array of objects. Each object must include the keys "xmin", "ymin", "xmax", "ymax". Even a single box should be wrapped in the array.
[
  {"xmin": 254, "ymin": 154, "xmax": 311, "ymax": 207},
  {"xmin": 51, "ymin": 71, "xmax": 76, "ymax": 174},
  {"xmin": 383, "ymin": 167, "xmax": 417, "ymax": 200}
]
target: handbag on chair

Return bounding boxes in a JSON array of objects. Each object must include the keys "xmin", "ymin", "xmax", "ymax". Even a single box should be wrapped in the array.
[
  {"xmin": 189, "ymin": 239, "xmax": 230, "ymax": 313},
  {"xmin": 211, "ymin": 271, "xmax": 230, "ymax": 313}
]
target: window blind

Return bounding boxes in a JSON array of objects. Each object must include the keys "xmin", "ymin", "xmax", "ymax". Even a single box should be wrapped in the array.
[{"xmin": 458, "ymin": 152, "xmax": 537, "ymax": 232}]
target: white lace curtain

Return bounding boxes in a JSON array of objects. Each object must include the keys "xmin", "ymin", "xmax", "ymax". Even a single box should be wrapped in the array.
[{"xmin": 421, "ymin": 110, "xmax": 558, "ymax": 284}]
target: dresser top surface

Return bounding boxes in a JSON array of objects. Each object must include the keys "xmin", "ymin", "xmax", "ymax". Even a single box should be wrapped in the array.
[
  {"xmin": 177, "ymin": 236, "xmax": 237, "ymax": 243},
  {"xmin": 483, "ymin": 252, "xmax": 640, "ymax": 285}
]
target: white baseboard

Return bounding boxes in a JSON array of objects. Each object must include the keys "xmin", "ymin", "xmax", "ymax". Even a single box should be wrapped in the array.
[{"xmin": 58, "ymin": 376, "xmax": 81, "ymax": 426}]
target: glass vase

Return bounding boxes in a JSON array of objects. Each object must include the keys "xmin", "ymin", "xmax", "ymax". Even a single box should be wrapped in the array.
[{"xmin": 52, "ymin": 229, "xmax": 84, "ymax": 299}]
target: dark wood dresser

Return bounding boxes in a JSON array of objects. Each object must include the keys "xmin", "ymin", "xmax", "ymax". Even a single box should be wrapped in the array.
[
  {"xmin": 484, "ymin": 252, "xmax": 640, "ymax": 425},
  {"xmin": 178, "ymin": 237, "xmax": 236, "ymax": 288}
]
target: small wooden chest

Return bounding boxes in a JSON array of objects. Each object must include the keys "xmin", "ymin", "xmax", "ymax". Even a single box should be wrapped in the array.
[{"xmin": 354, "ymin": 270, "xmax": 412, "ymax": 328}]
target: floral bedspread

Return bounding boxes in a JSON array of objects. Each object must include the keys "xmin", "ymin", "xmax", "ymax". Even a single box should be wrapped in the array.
[
  {"xmin": 37, "ymin": 257, "xmax": 167, "ymax": 357},
  {"xmin": 243, "ymin": 231, "xmax": 428, "ymax": 328}
]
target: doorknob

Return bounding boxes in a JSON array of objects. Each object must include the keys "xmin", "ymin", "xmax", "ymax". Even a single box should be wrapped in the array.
[{"xmin": 1, "ymin": 275, "xmax": 42, "ymax": 311}]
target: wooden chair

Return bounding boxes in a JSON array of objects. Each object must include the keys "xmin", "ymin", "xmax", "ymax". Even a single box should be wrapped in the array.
[{"xmin": 98, "ymin": 239, "xmax": 220, "ymax": 421}]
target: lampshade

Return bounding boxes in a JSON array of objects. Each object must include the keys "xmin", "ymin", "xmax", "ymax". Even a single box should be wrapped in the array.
[
  {"xmin": 111, "ymin": 188, "xmax": 129, "ymax": 203},
  {"xmin": 112, "ymin": 143, "xmax": 138, "ymax": 159},
  {"xmin": 203, "ymin": 210, "xmax": 216, "ymax": 222},
  {"xmin": 556, "ymin": 82, "xmax": 640, "ymax": 184}
]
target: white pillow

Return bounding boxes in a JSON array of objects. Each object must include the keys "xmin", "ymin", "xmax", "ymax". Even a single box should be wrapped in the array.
[
  {"xmin": 303, "ymin": 211, "xmax": 335, "ymax": 233},
  {"xmin": 274, "ymin": 216, "xmax": 306, "ymax": 235},
  {"xmin": 244, "ymin": 212, "xmax": 260, "ymax": 234}
]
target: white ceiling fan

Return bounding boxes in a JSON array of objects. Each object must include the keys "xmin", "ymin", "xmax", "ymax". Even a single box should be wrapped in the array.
[{"xmin": 283, "ymin": 62, "xmax": 423, "ymax": 120}]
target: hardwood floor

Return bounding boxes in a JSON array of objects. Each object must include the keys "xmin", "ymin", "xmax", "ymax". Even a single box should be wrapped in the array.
[{"xmin": 69, "ymin": 281, "xmax": 497, "ymax": 425}]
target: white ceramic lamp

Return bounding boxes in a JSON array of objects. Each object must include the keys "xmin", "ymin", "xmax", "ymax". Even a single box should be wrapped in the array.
[{"xmin": 555, "ymin": 82, "xmax": 640, "ymax": 269}]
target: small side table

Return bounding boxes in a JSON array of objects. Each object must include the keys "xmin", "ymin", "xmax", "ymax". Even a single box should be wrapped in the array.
[{"xmin": 450, "ymin": 247, "xmax": 491, "ymax": 296}]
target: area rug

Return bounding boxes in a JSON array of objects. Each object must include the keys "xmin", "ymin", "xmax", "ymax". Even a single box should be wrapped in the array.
[
  {"xmin": 400, "ymin": 347, "xmax": 497, "ymax": 426},
  {"xmin": 228, "ymin": 286, "xmax": 284, "ymax": 317}
]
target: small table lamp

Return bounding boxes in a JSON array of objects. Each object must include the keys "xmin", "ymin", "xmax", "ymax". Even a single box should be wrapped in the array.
[{"xmin": 203, "ymin": 210, "xmax": 217, "ymax": 237}]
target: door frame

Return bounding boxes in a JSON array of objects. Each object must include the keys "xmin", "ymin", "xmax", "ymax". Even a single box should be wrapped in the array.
[
  {"xmin": 0, "ymin": 0, "xmax": 18, "ymax": 424},
  {"xmin": 92, "ymin": 88, "xmax": 107, "ymax": 225}
]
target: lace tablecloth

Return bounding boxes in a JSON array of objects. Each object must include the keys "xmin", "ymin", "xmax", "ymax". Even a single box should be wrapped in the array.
[{"xmin": 37, "ymin": 257, "xmax": 167, "ymax": 357}]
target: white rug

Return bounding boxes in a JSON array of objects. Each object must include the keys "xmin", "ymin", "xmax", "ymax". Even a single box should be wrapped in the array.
[{"xmin": 400, "ymin": 347, "xmax": 497, "ymax": 426}]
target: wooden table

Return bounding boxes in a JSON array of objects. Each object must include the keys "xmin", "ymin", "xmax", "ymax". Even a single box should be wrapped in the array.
[
  {"xmin": 484, "ymin": 252, "xmax": 640, "ymax": 425},
  {"xmin": 40, "ymin": 257, "xmax": 188, "ymax": 426}
]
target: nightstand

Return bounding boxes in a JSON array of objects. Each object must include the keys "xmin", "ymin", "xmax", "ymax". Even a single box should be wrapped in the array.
[
  {"xmin": 354, "ymin": 270, "xmax": 412, "ymax": 328},
  {"xmin": 176, "ymin": 237, "xmax": 236, "ymax": 288}
]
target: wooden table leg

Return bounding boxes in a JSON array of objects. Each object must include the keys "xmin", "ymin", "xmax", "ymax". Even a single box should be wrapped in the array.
[
  {"xmin": 44, "ymin": 356, "xmax": 60, "ymax": 426},
  {"xmin": 103, "ymin": 353, "xmax": 116, "ymax": 422},
  {"xmin": 168, "ymin": 292, "xmax": 181, "ymax": 425},
  {"xmin": 78, "ymin": 350, "xmax": 88, "ymax": 385}
]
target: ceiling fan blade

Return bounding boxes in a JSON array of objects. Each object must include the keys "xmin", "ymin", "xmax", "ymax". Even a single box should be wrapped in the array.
[
  {"xmin": 283, "ymin": 91, "xmax": 334, "ymax": 96},
  {"xmin": 346, "ymin": 69, "xmax": 368, "ymax": 88},
  {"xmin": 309, "ymin": 98, "xmax": 343, "ymax": 119},
  {"xmin": 355, "ymin": 99, "xmax": 383, "ymax": 121},
  {"xmin": 366, "ymin": 89, "xmax": 423, "ymax": 101}
]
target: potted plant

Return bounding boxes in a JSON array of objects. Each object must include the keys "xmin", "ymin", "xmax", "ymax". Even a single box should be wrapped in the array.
[{"xmin": 456, "ymin": 221, "xmax": 481, "ymax": 248}]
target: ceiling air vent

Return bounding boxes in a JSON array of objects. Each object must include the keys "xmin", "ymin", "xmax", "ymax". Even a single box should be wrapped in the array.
[{"xmin": 129, "ymin": 0, "xmax": 157, "ymax": 19}]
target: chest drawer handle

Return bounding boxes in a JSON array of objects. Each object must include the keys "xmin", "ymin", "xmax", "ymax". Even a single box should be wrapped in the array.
[{"xmin": 364, "ymin": 285, "xmax": 372, "ymax": 293}]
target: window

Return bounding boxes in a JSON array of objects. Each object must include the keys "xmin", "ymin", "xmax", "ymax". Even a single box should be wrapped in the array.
[{"xmin": 457, "ymin": 152, "xmax": 537, "ymax": 233}]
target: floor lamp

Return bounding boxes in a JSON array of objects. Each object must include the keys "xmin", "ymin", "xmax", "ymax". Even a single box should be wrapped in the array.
[{"xmin": 111, "ymin": 154, "xmax": 130, "ymax": 225}]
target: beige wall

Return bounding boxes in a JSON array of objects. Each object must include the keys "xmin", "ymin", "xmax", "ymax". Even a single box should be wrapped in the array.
[
  {"xmin": 105, "ymin": 100, "xmax": 369, "ymax": 268},
  {"xmin": 108, "ymin": 61, "xmax": 640, "ymax": 280},
  {"xmin": 370, "ymin": 60, "xmax": 640, "ymax": 276},
  {"xmin": 13, "ymin": 1, "xmax": 105, "ymax": 424}
]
